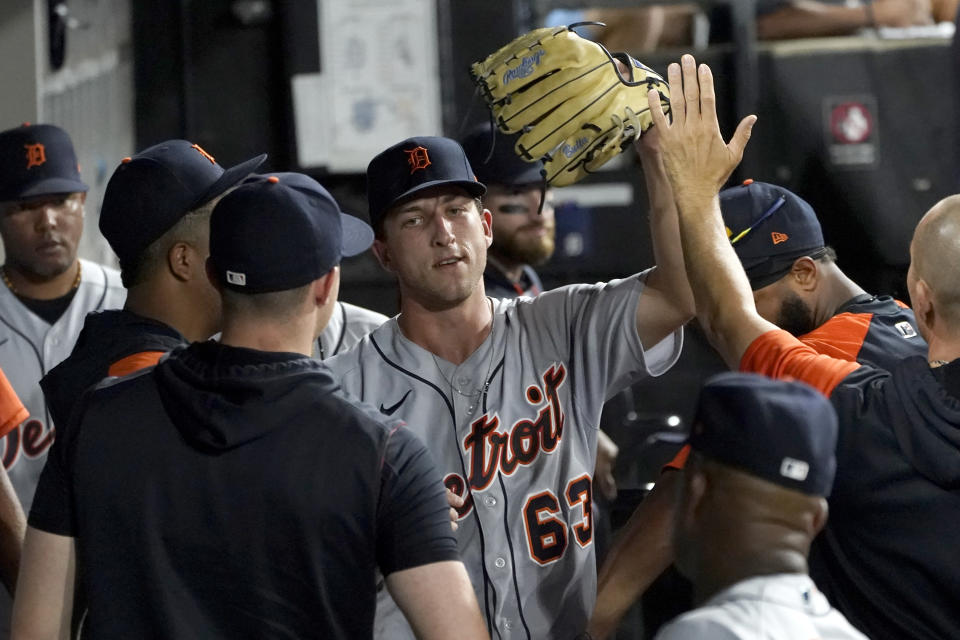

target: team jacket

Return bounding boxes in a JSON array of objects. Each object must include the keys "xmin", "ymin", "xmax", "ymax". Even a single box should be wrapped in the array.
[
  {"xmin": 30, "ymin": 341, "xmax": 458, "ymax": 639},
  {"xmin": 40, "ymin": 309, "xmax": 186, "ymax": 428},
  {"xmin": 741, "ymin": 331, "xmax": 960, "ymax": 640},
  {"xmin": 797, "ymin": 295, "xmax": 925, "ymax": 370},
  {"xmin": 667, "ymin": 296, "xmax": 926, "ymax": 472}
]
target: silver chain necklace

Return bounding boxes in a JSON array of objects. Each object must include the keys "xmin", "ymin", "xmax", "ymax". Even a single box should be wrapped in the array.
[{"xmin": 432, "ymin": 299, "xmax": 496, "ymax": 415}]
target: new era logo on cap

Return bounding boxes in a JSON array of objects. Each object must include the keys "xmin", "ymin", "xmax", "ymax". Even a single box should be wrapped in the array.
[
  {"xmin": 226, "ymin": 271, "xmax": 247, "ymax": 286},
  {"xmin": 719, "ymin": 180, "xmax": 826, "ymax": 291}
]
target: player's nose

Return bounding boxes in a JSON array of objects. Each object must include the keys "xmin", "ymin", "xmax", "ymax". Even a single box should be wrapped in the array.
[
  {"xmin": 35, "ymin": 204, "xmax": 59, "ymax": 230},
  {"xmin": 430, "ymin": 214, "xmax": 456, "ymax": 245}
]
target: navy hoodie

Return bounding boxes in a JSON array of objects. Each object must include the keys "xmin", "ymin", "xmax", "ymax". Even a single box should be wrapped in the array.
[
  {"xmin": 40, "ymin": 309, "xmax": 185, "ymax": 427},
  {"xmin": 812, "ymin": 356, "xmax": 960, "ymax": 640},
  {"xmin": 29, "ymin": 341, "xmax": 458, "ymax": 639}
]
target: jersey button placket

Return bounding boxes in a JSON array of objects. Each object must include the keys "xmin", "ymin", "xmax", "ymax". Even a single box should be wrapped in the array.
[
  {"xmin": 483, "ymin": 495, "xmax": 497, "ymax": 508},
  {"xmin": 494, "ymin": 556, "xmax": 506, "ymax": 569}
]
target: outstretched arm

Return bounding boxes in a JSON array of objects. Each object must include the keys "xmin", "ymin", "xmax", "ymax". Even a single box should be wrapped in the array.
[
  {"xmin": 387, "ymin": 561, "xmax": 489, "ymax": 640},
  {"xmin": 587, "ymin": 469, "xmax": 680, "ymax": 639},
  {"xmin": 0, "ymin": 466, "xmax": 25, "ymax": 596},
  {"xmin": 648, "ymin": 55, "xmax": 772, "ymax": 367},
  {"xmin": 11, "ymin": 527, "xmax": 75, "ymax": 640},
  {"xmin": 634, "ymin": 126, "xmax": 696, "ymax": 351}
]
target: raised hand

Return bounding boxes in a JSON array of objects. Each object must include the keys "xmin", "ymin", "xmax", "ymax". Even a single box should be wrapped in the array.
[{"xmin": 647, "ymin": 54, "xmax": 756, "ymax": 212}]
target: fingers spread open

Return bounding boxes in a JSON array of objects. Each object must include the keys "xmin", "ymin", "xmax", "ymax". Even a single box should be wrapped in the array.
[
  {"xmin": 728, "ymin": 115, "xmax": 759, "ymax": 164},
  {"xmin": 698, "ymin": 63, "xmax": 718, "ymax": 131},
  {"xmin": 649, "ymin": 88, "xmax": 669, "ymax": 129},
  {"xmin": 681, "ymin": 54, "xmax": 700, "ymax": 120},
  {"xmin": 667, "ymin": 62, "xmax": 684, "ymax": 126}
]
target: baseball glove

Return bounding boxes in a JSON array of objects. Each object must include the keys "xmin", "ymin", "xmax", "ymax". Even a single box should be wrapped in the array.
[{"xmin": 470, "ymin": 24, "xmax": 670, "ymax": 187}]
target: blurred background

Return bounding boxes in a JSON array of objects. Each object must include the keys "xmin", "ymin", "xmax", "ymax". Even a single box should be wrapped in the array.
[{"xmin": 2, "ymin": 0, "xmax": 956, "ymax": 636}]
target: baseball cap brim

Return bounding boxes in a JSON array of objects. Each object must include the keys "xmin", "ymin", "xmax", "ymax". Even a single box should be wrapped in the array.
[
  {"xmin": 12, "ymin": 176, "xmax": 89, "ymax": 200},
  {"xmin": 341, "ymin": 212, "xmax": 374, "ymax": 257},
  {"xmin": 388, "ymin": 178, "xmax": 487, "ymax": 212},
  {"xmin": 191, "ymin": 153, "xmax": 267, "ymax": 209}
]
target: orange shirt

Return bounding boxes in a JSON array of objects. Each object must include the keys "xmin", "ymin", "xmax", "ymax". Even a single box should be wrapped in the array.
[
  {"xmin": 665, "ymin": 329, "xmax": 860, "ymax": 471},
  {"xmin": 0, "ymin": 368, "xmax": 28, "ymax": 438},
  {"xmin": 108, "ymin": 351, "xmax": 166, "ymax": 377}
]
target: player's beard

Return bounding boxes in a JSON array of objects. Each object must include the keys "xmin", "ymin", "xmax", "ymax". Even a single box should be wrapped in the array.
[
  {"xmin": 8, "ymin": 249, "xmax": 75, "ymax": 281},
  {"xmin": 776, "ymin": 292, "xmax": 817, "ymax": 337},
  {"xmin": 493, "ymin": 223, "xmax": 556, "ymax": 267}
]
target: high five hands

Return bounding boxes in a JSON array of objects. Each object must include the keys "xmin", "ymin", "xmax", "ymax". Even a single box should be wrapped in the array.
[{"xmin": 647, "ymin": 54, "xmax": 757, "ymax": 211}]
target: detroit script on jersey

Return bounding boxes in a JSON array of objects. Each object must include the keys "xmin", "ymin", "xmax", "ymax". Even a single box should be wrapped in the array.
[{"xmin": 326, "ymin": 273, "xmax": 683, "ymax": 639}]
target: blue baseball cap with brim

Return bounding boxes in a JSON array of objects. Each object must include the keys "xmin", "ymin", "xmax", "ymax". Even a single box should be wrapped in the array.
[
  {"xmin": 99, "ymin": 139, "xmax": 267, "ymax": 268},
  {"xmin": 210, "ymin": 172, "xmax": 373, "ymax": 294},
  {"xmin": 719, "ymin": 180, "xmax": 826, "ymax": 290},
  {"xmin": 0, "ymin": 124, "xmax": 88, "ymax": 201},
  {"xmin": 460, "ymin": 123, "xmax": 544, "ymax": 188},
  {"xmin": 366, "ymin": 136, "xmax": 486, "ymax": 230},
  {"xmin": 690, "ymin": 372, "xmax": 838, "ymax": 497}
]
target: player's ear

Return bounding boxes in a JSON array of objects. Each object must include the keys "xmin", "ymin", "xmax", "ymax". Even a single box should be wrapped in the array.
[
  {"xmin": 811, "ymin": 497, "xmax": 829, "ymax": 536},
  {"xmin": 372, "ymin": 238, "xmax": 394, "ymax": 273},
  {"xmin": 481, "ymin": 207, "xmax": 493, "ymax": 248},
  {"xmin": 912, "ymin": 277, "xmax": 936, "ymax": 332},
  {"xmin": 789, "ymin": 256, "xmax": 817, "ymax": 291},
  {"xmin": 315, "ymin": 265, "xmax": 340, "ymax": 307},
  {"xmin": 167, "ymin": 242, "xmax": 194, "ymax": 282}
]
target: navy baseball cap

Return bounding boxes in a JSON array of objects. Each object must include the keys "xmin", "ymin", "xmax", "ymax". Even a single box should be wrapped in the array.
[
  {"xmin": 719, "ymin": 180, "xmax": 826, "ymax": 290},
  {"xmin": 460, "ymin": 123, "xmax": 544, "ymax": 187},
  {"xmin": 0, "ymin": 123, "xmax": 88, "ymax": 201},
  {"xmin": 366, "ymin": 136, "xmax": 486, "ymax": 230},
  {"xmin": 99, "ymin": 140, "xmax": 266, "ymax": 268},
  {"xmin": 689, "ymin": 372, "xmax": 838, "ymax": 497},
  {"xmin": 209, "ymin": 173, "xmax": 373, "ymax": 293}
]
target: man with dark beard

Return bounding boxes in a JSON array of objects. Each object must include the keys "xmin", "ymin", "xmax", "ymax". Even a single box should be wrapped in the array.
[
  {"xmin": 586, "ymin": 182, "xmax": 931, "ymax": 639},
  {"xmin": 460, "ymin": 124, "xmax": 555, "ymax": 298},
  {"xmin": 719, "ymin": 179, "xmax": 927, "ymax": 370}
]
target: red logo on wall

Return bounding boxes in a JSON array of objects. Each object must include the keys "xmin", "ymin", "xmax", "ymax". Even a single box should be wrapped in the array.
[{"xmin": 830, "ymin": 102, "xmax": 873, "ymax": 144}]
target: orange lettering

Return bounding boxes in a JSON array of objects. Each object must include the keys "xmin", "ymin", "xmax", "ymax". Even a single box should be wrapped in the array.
[
  {"xmin": 404, "ymin": 146, "xmax": 431, "ymax": 173},
  {"xmin": 24, "ymin": 143, "xmax": 46, "ymax": 169}
]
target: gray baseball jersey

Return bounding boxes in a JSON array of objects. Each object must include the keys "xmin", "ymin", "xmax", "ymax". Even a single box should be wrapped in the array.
[
  {"xmin": 0, "ymin": 259, "xmax": 125, "ymax": 512},
  {"xmin": 654, "ymin": 574, "xmax": 869, "ymax": 640},
  {"xmin": 326, "ymin": 271, "xmax": 682, "ymax": 639},
  {"xmin": 0, "ymin": 258, "xmax": 124, "ymax": 636},
  {"xmin": 314, "ymin": 300, "xmax": 388, "ymax": 360}
]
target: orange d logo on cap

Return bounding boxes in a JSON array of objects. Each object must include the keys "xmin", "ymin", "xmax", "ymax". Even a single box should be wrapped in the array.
[
  {"xmin": 24, "ymin": 143, "xmax": 46, "ymax": 169},
  {"xmin": 404, "ymin": 146, "xmax": 431, "ymax": 174}
]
